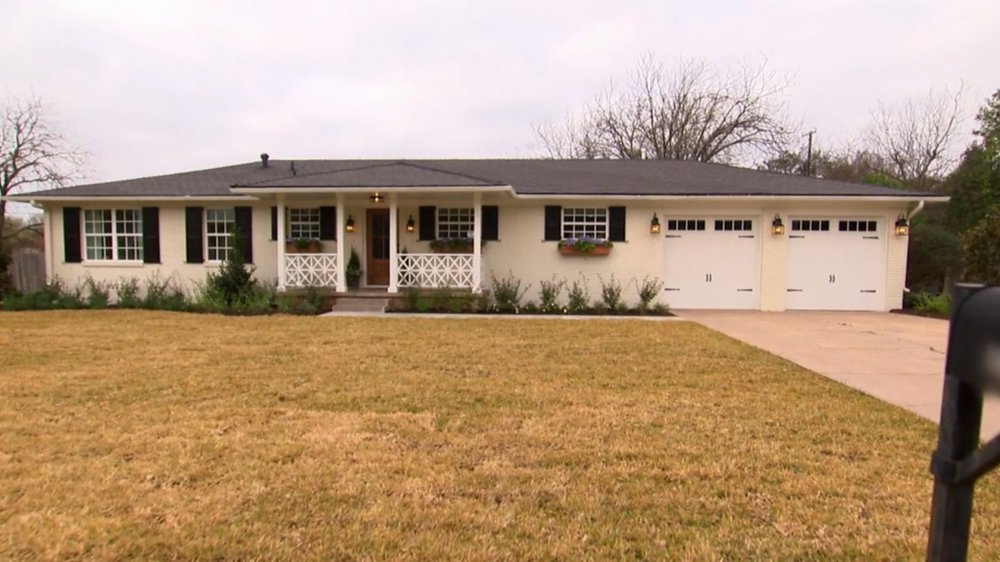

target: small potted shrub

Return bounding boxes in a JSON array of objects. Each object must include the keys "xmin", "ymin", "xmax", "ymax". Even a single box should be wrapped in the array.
[
  {"xmin": 286, "ymin": 238, "xmax": 321, "ymax": 253},
  {"xmin": 557, "ymin": 236, "xmax": 613, "ymax": 256},
  {"xmin": 345, "ymin": 248, "xmax": 362, "ymax": 289}
]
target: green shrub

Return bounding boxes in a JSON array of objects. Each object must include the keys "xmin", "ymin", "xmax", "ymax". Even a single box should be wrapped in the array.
[
  {"xmin": 635, "ymin": 275, "xmax": 664, "ymax": 311},
  {"xmin": 567, "ymin": 275, "xmax": 590, "ymax": 314},
  {"xmin": 204, "ymin": 234, "xmax": 257, "ymax": 308},
  {"xmin": 2, "ymin": 277, "xmax": 83, "ymax": 310},
  {"xmin": 597, "ymin": 274, "xmax": 623, "ymax": 310},
  {"xmin": 490, "ymin": 272, "xmax": 529, "ymax": 313},
  {"xmin": 652, "ymin": 303, "xmax": 671, "ymax": 315},
  {"xmin": 116, "ymin": 278, "xmax": 142, "ymax": 308},
  {"xmin": 908, "ymin": 292, "xmax": 950, "ymax": 317},
  {"xmin": 402, "ymin": 288, "xmax": 420, "ymax": 311},
  {"xmin": 276, "ymin": 287, "xmax": 322, "ymax": 315},
  {"xmin": 430, "ymin": 288, "xmax": 451, "ymax": 312},
  {"xmin": 539, "ymin": 276, "xmax": 565, "ymax": 313},
  {"xmin": 82, "ymin": 277, "xmax": 111, "ymax": 309},
  {"xmin": 143, "ymin": 276, "xmax": 188, "ymax": 311},
  {"xmin": 522, "ymin": 301, "xmax": 539, "ymax": 314}
]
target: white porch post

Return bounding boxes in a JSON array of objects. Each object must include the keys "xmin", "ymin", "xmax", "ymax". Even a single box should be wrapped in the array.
[
  {"xmin": 472, "ymin": 192, "xmax": 482, "ymax": 293},
  {"xmin": 276, "ymin": 195, "xmax": 287, "ymax": 290},
  {"xmin": 335, "ymin": 193, "xmax": 347, "ymax": 292},
  {"xmin": 388, "ymin": 193, "xmax": 399, "ymax": 293}
]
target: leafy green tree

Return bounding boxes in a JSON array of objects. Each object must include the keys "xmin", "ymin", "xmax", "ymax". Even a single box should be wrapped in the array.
[
  {"xmin": 964, "ymin": 207, "xmax": 1000, "ymax": 285},
  {"xmin": 946, "ymin": 90, "xmax": 1000, "ymax": 234},
  {"xmin": 906, "ymin": 207, "xmax": 963, "ymax": 293}
]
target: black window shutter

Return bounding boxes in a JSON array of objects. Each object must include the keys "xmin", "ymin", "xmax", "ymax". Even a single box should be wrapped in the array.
[
  {"xmin": 482, "ymin": 206, "xmax": 499, "ymax": 241},
  {"xmin": 418, "ymin": 206, "xmax": 436, "ymax": 240},
  {"xmin": 319, "ymin": 206, "xmax": 336, "ymax": 240},
  {"xmin": 141, "ymin": 207, "xmax": 160, "ymax": 264},
  {"xmin": 185, "ymin": 206, "xmax": 204, "ymax": 263},
  {"xmin": 270, "ymin": 206, "xmax": 278, "ymax": 241},
  {"xmin": 63, "ymin": 207, "xmax": 82, "ymax": 263},
  {"xmin": 543, "ymin": 205, "xmax": 562, "ymax": 241},
  {"xmin": 609, "ymin": 206, "xmax": 626, "ymax": 242},
  {"xmin": 234, "ymin": 206, "xmax": 253, "ymax": 263}
]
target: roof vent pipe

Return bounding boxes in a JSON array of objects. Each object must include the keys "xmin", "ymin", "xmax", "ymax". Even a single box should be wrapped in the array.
[{"xmin": 260, "ymin": 153, "xmax": 270, "ymax": 168}]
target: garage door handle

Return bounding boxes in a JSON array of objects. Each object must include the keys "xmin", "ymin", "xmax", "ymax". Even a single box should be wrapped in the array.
[
  {"xmin": 790, "ymin": 235, "xmax": 805, "ymax": 239},
  {"xmin": 663, "ymin": 288, "xmax": 681, "ymax": 292},
  {"xmin": 787, "ymin": 289, "xmax": 803, "ymax": 292},
  {"xmin": 860, "ymin": 289, "xmax": 877, "ymax": 293},
  {"xmin": 863, "ymin": 236, "xmax": 879, "ymax": 240},
  {"xmin": 736, "ymin": 289, "xmax": 754, "ymax": 292},
  {"xmin": 738, "ymin": 235, "xmax": 755, "ymax": 239},
  {"xmin": 664, "ymin": 234, "xmax": 682, "ymax": 238}
]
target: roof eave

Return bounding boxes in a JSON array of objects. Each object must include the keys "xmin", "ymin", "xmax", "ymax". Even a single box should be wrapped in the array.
[{"xmin": 229, "ymin": 184, "xmax": 515, "ymax": 194}]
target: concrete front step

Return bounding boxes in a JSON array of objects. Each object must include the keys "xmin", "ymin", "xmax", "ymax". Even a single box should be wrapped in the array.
[{"xmin": 330, "ymin": 297, "xmax": 389, "ymax": 313}]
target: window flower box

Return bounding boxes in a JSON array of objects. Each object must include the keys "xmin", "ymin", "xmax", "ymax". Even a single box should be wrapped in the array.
[
  {"xmin": 286, "ymin": 239, "xmax": 322, "ymax": 254},
  {"xmin": 429, "ymin": 237, "xmax": 481, "ymax": 254},
  {"xmin": 557, "ymin": 237, "xmax": 613, "ymax": 256}
]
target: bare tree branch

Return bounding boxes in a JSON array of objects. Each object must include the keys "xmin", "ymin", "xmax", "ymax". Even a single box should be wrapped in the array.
[
  {"xmin": 0, "ymin": 94, "xmax": 85, "ymax": 239},
  {"xmin": 535, "ymin": 55, "xmax": 793, "ymax": 163},
  {"xmin": 866, "ymin": 86, "xmax": 964, "ymax": 190}
]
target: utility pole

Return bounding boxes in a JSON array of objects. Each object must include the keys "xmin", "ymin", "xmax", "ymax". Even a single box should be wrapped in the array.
[{"xmin": 803, "ymin": 130, "xmax": 816, "ymax": 176}]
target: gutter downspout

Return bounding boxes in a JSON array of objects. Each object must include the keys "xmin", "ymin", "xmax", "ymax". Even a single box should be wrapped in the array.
[{"xmin": 908, "ymin": 200, "xmax": 926, "ymax": 220}]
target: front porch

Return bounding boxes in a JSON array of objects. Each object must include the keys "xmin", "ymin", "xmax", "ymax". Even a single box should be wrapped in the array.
[
  {"xmin": 272, "ymin": 191, "xmax": 491, "ymax": 293},
  {"xmin": 282, "ymin": 251, "xmax": 482, "ymax": 291}
]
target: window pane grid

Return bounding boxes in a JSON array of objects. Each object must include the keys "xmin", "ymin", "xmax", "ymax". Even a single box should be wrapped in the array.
[
  {"xmin": 288, "ymin": 208, "xmax": 321, "ymax": 240},
  {"xmin": 437, "ymin": 208, "xmax": 474, "ymax": 239},
  {"xmin": 666, "ymin": 219, "xmax": 706, "ymax": 232},
  {"xmin": 84, "ymin": 208, "xmax": 142, "ymax": 261},
  {"xmin": 206, "ymin": 208, "xmax": 235, "ymax": 262},
  {"xmin": 562, "ymin": 208, "xmax": 608, "ymax": 239},
  {"xmin": 791, "ymin": 219, "xmax": 830, "ymax": 232}
]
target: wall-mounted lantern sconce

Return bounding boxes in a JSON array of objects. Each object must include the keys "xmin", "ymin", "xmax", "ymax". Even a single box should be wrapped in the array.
[
  {"xmin": 771, "ymin": 215, "xmax": 785, "ymax": 236},
  {"xmin": 345, "ymin": 215, "xmax": 356, "ymax": 233},
  {"xmin": 650, "ymin": 213, "xmax": 661, "ymax": 234},
  {"xmin": 895, "ymin": 216, "xmax": 910, "ymax": 236},
  {"xmin": 405, "ymin": 215, "xmax": 415, "ymax": 233},
  {"xmin": 369, "ymin": 192, "xmax": 385, "ymax": 203}
]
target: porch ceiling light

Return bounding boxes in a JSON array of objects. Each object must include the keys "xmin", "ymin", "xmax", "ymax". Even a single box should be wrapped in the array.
[
  {"xmin": 345, "ymin": 215, "xmax": 356, "ymax": 233},
  {"xmin": 369, "ymin": 192, "xmax": 385, "ymax": 203},
  {"xmin": 771, "ymin": 215, "xmax": 785, "ymax": 236},
  {"xmin": 895, "ymin": 216, "xmax": 910, "ymax": 236},
  {"xmin": 650, "ymin": 213, "xmax": 661, "ymax": 235},
  {"xmin": 406, "ymin": 215, "xmax": 415, "ymax": 233}
]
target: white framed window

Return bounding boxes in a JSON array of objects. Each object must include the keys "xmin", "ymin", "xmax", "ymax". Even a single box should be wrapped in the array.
[
  {"xmin": 205, "ymin": 208, "xmax": 235, "ymax": 262},
  {"xmin": 83, "ymin": 208, "xmax": 143, "ymax": 261},
  {"xmin": 288, "ymin": 208, "xmax": 321, "ymax": 240},
  {"xmin": 437, "ymin": 208, "xmax": 474, "ymax": 239},
  {"xmin": 562, "ymin": 207, "xmax": 607, "ymax": 239}
]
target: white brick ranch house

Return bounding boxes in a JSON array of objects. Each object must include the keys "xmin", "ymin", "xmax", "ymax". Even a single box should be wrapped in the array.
[{"xmin": 7, "ymin": 156, "xmax": 946, "ymax": 310}]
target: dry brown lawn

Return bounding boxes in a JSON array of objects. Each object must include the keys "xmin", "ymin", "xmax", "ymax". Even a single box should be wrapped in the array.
[{"xmin": 1, "ymin": 310, "xmax": 999, "ymax": 561}]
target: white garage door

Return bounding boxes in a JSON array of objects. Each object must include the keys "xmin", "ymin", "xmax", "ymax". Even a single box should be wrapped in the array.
[
  {"xmin": 661, "ymin": 217, "xmax": 761, "ymax": 309},
  {"xmin": 786, "ymin": 218, "xmax": 886, "ymax": 311}
]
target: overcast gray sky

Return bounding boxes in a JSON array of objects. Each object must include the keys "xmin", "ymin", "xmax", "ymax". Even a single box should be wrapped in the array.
[{"xmin": 4, "ymin": 0, "xmax": 999, "ymax": 187}]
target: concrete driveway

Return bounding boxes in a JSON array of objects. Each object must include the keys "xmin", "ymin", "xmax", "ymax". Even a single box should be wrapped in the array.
[{"xmin": 679, "ymin": 310, "xmax": 1000, "ymax": 437}]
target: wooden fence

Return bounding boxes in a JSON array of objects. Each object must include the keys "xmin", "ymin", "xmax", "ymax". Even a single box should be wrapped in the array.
[{"xmin": 10, "ymin": 248, "xmax": 45, "ymax": 293}]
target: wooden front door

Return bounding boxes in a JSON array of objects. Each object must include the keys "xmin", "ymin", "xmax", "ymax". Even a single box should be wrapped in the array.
[{"xmin": 366, "ymin": 209, "xmax": 390, "ymax": 286}]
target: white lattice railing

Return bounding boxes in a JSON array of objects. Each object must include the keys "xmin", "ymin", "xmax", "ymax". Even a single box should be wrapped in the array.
[
  {"xmin": 285, "ymin": 253, "xmax": 339, "ymax": 288},
  {"xmin": 397, "ymin": 253, "xmax": 475, "ymax": 288}
]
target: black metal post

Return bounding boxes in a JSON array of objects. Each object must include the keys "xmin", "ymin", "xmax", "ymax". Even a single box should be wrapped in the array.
[{"xmin": 926, "ymin": 284, "xmax": 985, "ymax": 562}]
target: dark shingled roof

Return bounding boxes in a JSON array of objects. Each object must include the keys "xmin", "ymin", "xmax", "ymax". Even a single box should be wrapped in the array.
[{"xmin": 20, "ymin": 159, "xmax": 937, "ymax": 199}]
